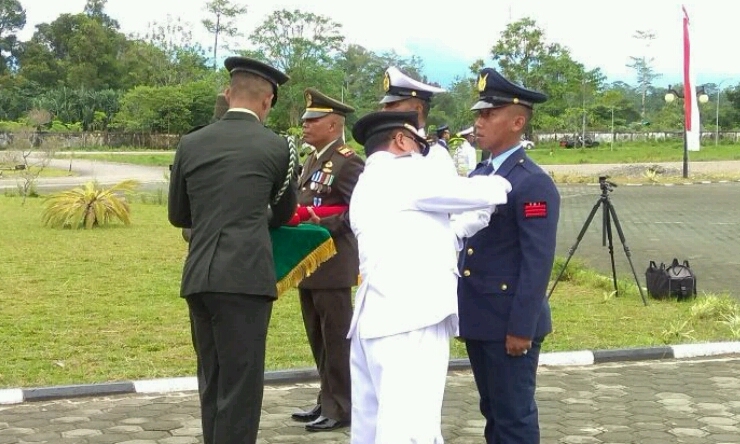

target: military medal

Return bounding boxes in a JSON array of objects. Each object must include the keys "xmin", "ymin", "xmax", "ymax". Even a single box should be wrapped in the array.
[
  {"xmin": 310, "ymin": 170, "xmax": 335, "ymax": 186},
  {"xmin": 313, "ymin": 197, "xmax": 322, "ymax": 206}
]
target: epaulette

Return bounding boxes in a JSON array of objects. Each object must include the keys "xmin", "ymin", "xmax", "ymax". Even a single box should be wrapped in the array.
[
  {"xmin": 185, "ymin": 124, "xmax": 207, "ymax": 135},
  {"xmin": 337, "ymin": 146, "xmax": 355, "ymax": 158}
]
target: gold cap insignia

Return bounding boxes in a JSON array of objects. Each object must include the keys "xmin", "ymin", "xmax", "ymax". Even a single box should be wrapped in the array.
[
  {"xmin": 383, "ymin": 72, "xmax": 391, "ymax": 92},
  {"xmin": 305, "ymin": 92, "xmax": 312, "ymax": 107},
  {"xmin": 477, "ymin": 73, "xmax": 488, "ymax": 92},
  {"xmin": 513, "ymin": 98, "xmax": 519, "ymax": 104}
]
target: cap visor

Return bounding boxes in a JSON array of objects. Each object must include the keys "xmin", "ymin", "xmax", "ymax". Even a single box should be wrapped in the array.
[
  {"xmin": 302, "ymin": 110, "xmax": 330, "ymax": 120},
  {"xmin": 379, "ymin": 95, "xmax": 408, "ymax": 104},
  {"xmin": 470, "ymin": 100, "xmax": 496, "ymax": 111}
]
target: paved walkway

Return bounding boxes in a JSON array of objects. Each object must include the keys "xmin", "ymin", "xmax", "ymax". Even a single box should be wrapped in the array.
[{"xmin": 1, "ymin": 356, "xmax": 739, "ymax": 443}]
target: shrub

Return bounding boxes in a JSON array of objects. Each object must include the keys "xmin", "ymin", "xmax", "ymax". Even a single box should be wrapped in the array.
[{"xmin": 41, "ymin": 180, "xmax": 140, "ymax": 229}]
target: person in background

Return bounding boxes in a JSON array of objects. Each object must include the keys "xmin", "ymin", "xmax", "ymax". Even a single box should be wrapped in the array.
[
  {"xmin": 435, "ymin": 124, "xmax": 451, "ymax": 152},
  {"xmin": 455, "ymin": 126, "xmax": 478, "ymax": 176}
]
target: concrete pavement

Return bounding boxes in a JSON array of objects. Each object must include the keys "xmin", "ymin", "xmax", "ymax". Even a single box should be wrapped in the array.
[
  {"xmin": 555, "ymin": 181, "xmax": 740, "ymax": 296},
  {"xmin": 0, "ymin": 158, "xmax": 168, "ymax": 193},
  {"xmin": 1, "ymin": 356, "xmax": 739, "ymax": 443}
]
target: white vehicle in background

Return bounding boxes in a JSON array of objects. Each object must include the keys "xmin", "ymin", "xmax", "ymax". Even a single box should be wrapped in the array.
[{"xmin": 521, "ymin": 136, "xmax": 535, "ymax": 150}]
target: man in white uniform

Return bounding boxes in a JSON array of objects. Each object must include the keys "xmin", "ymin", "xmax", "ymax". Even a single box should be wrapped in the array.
[
  {"xmin": 347, "ymin": 110, "xmax": 512, "ymax": 444},
  {"xmin": 454, "ymin": 126, "xmax": 479, "ymax": 176},
  {"xmin": 379, "ymin": 66, "xmax": 457, "ymax": 177}
]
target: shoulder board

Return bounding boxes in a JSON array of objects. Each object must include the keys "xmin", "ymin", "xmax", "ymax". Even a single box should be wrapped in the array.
[
  {"xmin": 336, "ymin": 145, "xmax": 355, "ymax": 157},
  {"xmin": 185, "ymin": 124, "xmax": 207, "ymax": 135}
]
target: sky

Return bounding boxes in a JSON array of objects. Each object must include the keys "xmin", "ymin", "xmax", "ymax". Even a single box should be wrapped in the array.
[{"xmin": 14, "ymin": 0, "xmax": 740, "ymax": 89}]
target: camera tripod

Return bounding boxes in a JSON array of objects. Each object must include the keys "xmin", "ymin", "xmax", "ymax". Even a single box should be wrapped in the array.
[{"xmin": 548, "ymin": 176, "xmax": 648, "ymax": 306}]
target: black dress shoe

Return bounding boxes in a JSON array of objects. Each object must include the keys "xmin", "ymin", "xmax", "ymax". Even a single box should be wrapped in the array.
[
  {"xmin": 291, "ymin": 404, "xmax": 321, "ymax": 422},
  {"xmin": 305, "ymin": 416, "xmax": 350, "ymax": 432}
]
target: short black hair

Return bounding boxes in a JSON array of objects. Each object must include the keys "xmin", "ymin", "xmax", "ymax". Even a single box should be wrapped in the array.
[{"xmin": 363, "ymin": 129, "xmax": 397, "ymax": 155}]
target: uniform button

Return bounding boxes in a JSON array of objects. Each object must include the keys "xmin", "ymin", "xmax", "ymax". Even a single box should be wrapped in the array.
[
  {"xmin": 301, "ymin": 187, "xmax": 306, "ymax": 191},
  {"xmin": 501, "ymin": 284, "xmax": 508, "ymax": 291},
  {"xmin": 467, "ymin": 248, "xmax": 474, "ymax": 256},
  {"xmin": 463, "ymin": 270, "xmax": 471, "ymax": 277}
]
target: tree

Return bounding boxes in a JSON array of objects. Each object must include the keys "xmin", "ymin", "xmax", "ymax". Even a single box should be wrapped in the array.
[
  {"xmin": 0, "ymin": 0, "xmax": 26, "ymax": 73},
  {"xmin": 248, "ymin": 9, "xmax": 345, "ymax": 128},
  {"xmin": 627, "ymin": 30, "xmax": 660, "ymax": 120},
  {"xmin": 488, "ymin": 17, "xmax": 606, "ymax": 132},
  {"xmin": 83, "ymin": 0, "xmax": 119, "ymax": 29},
  {"xmin": 335, "ymin": 44, "xmax": 425, "ymax": 123},
  {"xmin": 18, "ymin": 12, "xmax": 128, "ymax": 89},
  {"xmin": 124, "ymin": 15, "xmax": 210, "ymax": 87},
  {"xmin": 201, "ymin": 0, "xmax": 247, "ymax": 68}
]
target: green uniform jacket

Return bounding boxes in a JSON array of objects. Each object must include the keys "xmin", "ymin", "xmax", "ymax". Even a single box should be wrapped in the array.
[{"xmin": 168, "ymin": 111, "xmax": 298, "ymax": 299}]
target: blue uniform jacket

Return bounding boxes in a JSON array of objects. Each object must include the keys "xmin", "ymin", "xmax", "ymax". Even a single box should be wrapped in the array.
[{"xmin": 457, "ymin": 147, "xmax": 560, "ymax": 341}]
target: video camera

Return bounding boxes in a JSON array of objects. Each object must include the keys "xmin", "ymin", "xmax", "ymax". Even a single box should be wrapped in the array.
[{"xmin": 599, "ymin": 175, "xmax": 617, "ymax": 193}]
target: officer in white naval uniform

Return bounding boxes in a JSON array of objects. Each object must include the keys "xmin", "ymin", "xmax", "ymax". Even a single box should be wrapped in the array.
[
  {"xmin": 347, "ymin": 110, "xmax": 512, "ymax": 444},
  {"xmin": 454, "ymin": 126, "xmax": 478, "ymax": 176},
  {"xmin": 378, "ymin": 66, "xmax": 457, "ymax": 177}
]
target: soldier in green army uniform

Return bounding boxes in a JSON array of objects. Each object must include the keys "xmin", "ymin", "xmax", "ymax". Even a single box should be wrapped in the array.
[
  {"xmin": 168, "ymin": 56, "xmax": 296, "ymax": 444},
  {"xmin": 290, "ymin": 88, "xmax": 364, "ymax": 432}
]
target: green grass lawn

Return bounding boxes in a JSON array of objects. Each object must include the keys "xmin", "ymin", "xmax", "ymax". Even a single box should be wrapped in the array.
[
  {"xmin": 60, "ymin": 153, "xmax": 174, "ymax": 168},
  {"xmin": 529, "ymin": 141, "xmax": 740, "ymax": 165},
  {"xmin": 0, "ymin": 194, "xmax": 737, "ymax": 388}
]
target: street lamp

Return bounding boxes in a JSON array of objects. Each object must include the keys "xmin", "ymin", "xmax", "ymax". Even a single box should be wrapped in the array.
[{"xmin": 664, "ymin": 84, "xmax": 709, "ymax": 178}]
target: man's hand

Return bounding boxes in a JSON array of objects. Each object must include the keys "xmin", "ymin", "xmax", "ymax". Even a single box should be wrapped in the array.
[
  {"xmin": 305, "ymin": 207, "xmax": 321, "ymax": 224},
  {"xmin": 505, "ymin": 334, "xmax": 532, "ymax": 357}
]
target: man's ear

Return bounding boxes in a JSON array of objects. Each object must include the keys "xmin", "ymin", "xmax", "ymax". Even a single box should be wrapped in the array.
[
  {"xmin": 511, "ymin": 113, "xmax": 527, "ymax": 133},
  {"xmin": 262, "ymin": 95, "xmax": 273, "ymax": 114}
]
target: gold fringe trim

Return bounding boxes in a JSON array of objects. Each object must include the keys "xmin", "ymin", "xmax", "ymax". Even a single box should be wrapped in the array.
[{"xmin": 276, "ymin": 238, "xmax": 337, "ymax": 296}]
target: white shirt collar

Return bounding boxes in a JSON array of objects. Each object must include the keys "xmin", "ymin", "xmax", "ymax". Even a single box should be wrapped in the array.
[
  {"xmin": 313, "ymin": 138, "xmax": 341, "ymax": 159},
  {"xmin": 227, "ymin": 107, "xmax": 261, "ymax": 122}
]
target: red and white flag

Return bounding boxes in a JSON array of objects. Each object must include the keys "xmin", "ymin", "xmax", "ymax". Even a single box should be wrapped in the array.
[{"xmin": 682, "ymin": 5, "xmax": 701, "ymax": 151}]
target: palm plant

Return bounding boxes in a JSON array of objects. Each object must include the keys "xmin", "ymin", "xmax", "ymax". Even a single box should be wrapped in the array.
[{"xmin": 41, "ymin": 180, "xmax": 141, "ymax": 229}]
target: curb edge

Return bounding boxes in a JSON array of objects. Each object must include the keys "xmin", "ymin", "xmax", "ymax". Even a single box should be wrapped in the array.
[{"xmin": 3, "ymin": 341, "xmax": 740, "ymax": 405}]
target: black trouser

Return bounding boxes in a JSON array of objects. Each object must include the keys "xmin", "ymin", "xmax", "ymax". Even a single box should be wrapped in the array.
[
  {"xmin": 187, "ymin": 292, "xmax": 273, "ymax": 444},
  {"xmin": 298, "ymin": 287, "xmax": 353, "ymax": 422}
]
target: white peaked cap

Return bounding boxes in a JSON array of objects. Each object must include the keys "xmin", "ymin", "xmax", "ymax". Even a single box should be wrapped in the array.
[
  {"xmin": 380, "ymin": 66, "xmax": 447, "ymax": 104},
  {"xmin": 458, "ymin": 126, "xmax": 474, "ymax": 136}
]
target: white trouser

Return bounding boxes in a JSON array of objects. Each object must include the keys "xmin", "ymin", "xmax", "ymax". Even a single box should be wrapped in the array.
[{"xmin": 350, "ymin": 319, "xmax": 451, "ymax": 444}]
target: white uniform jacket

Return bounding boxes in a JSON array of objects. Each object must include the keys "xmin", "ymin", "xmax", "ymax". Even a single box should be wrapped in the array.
[
  {"xmin": 347, "ymin": 151, "xmax": 511, "ymax": 340},
  {"xmin": 426, "ymin": 142, "xmax": 458, "ymax": 177}
]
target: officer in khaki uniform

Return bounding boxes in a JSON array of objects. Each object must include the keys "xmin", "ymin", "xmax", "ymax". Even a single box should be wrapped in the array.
[{"xmin": 290, "ymin": 88, "xmax": 364, "ymax": 432}]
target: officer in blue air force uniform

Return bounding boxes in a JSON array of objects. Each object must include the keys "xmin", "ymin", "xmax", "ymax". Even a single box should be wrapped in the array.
[{"xmin": 457, "ymin": 68, "xmax": 561, "ymax": 444}]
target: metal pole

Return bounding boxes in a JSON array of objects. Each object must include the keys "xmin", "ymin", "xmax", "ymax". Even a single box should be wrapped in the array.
[
  {"xmin": 611, "ymin": 107, "xmax": 614, "ymax": 151},
  {"xmin": 715, "ymin": 88, "xmax": 720, "ymax": 146},
  {"xmin": 683, "ymin": 121, "xmax": 689, "ymax": 178},
  {"xmin": 581, "ymin": 81, "xmax": 586, "ymax": 146}
]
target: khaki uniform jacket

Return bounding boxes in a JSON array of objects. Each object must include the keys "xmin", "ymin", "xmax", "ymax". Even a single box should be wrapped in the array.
[
  {"xmin": 168, "ymin": 111, "xmax": 298, "ymax": 299},
  {"xmin": 297, "ymin": 139, "xmax": 364, "ymax": 289}
]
